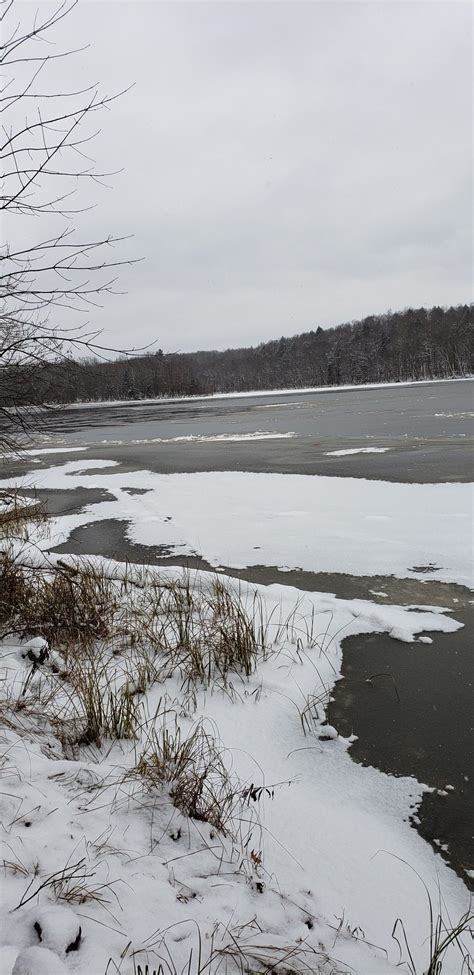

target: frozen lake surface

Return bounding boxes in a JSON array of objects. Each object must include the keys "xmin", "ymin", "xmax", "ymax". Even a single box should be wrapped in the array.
[{"xmin": 10, "ymin": 377, "xmax": 473, "ymax": 483}]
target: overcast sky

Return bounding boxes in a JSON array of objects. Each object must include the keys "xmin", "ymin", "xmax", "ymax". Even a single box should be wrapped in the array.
[{"xmin": 15, "ymin": 1, "xmax": 474, "ymax": 352}]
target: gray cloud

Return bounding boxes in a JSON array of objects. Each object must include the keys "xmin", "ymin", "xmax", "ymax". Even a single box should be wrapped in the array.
[{"xmin": 13, "ymin": 1, "xmax": 473, "ymax": 351}]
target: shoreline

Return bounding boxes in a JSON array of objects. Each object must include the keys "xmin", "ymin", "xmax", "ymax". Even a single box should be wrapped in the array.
[{"xmin": 47, "ymin": 374, "xmax": 473, "ymax": 411}]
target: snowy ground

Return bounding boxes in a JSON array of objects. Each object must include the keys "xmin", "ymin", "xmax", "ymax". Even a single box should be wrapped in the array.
[
  {"xmin": 0, "ymin": 559, "xmax": 471, "ymax": 975},
  {"xmin": 1, "ymin": 457, "xmax": 473, "ymax": 975}
]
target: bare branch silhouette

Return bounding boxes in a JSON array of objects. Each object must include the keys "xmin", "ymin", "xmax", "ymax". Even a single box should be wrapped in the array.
[{"xmin": 0, "ymin": 0, "xmax": 144, "ymax": 448}]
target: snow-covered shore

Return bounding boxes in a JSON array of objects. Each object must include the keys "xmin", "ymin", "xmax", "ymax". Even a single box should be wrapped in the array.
[
  {"xmin": 0, "ymin": 556, "xmax": 471, "ymax": 975},
  {"xmin": 1, "ymin": 456, "xmax": 472, "ymax": 974},
  {"xmin": 54, "ymin": 375, "xmax": 474, "ymax": 410}
]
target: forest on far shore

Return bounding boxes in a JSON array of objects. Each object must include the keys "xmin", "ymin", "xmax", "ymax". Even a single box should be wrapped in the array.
[{"xmin": 5, "ymin": 303, "xmax": 474, "ymax": 405}]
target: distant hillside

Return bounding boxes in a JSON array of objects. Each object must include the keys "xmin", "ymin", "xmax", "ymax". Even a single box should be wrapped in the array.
[
  {"xmin": 183, "ymin": 304, "xmax": 473, "ymax": 396},
  {"xmin": 5, "ymin": 304, "xmax": 473, "ymax": 404}
]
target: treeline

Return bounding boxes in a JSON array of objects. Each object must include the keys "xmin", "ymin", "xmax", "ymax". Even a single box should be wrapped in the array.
[
  {"xmin": 9, "ymin": 304, "xmax": 474, "ymax": 404},
  {"xmin": 186, "ymin": 303, "xmax": 473, "ymax": 395}
]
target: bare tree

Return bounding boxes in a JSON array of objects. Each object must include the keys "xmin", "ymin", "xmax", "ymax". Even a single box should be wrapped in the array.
[{"xmin": 0, "ymin": 0, "xmax": 139, "ymax": 449}]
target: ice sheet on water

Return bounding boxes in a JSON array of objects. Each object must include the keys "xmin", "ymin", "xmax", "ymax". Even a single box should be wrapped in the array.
[{"xmin": 3, "ymin": 460, "xmax": 470, "ymax": 586}]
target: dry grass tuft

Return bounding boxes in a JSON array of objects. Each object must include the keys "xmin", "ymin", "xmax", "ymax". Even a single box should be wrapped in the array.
[
  {"xmin": 0, "ymin": 550, "xmax": 33, "ymax": 634},
  {"xmin": 389, "ymin": 855, "xmax": 474, "ymax": 975},
  {"xmin": 109, "ymin": 917, "xmax": 344, "ymax": 975},
  {"xmin": 7, "ymin": 855, "xmax": 122, "ymax": 911},
  {"xmin": 58, "ymin": 652, "xmax": 140, "ymax": 747},
  {"xmin": 126, "ymin": 711, "xmax": 240, "ymax": 835},
  {"xmin": 0, "ymin": 490, "xmax": 46, "ymax": 542},
  {"xmin": 25, "ymin": 560, "xmax": 117, "ymax": 648},
  {"xmin": 0, "ymin": 551, "xmax": 116, "ymax": 648},
  {"xmin": 139, "ymin": 574, "xmax": 269, "ymax": 694}
]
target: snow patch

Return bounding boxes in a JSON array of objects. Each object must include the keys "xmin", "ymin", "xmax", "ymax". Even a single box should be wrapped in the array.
[
  {"xmin": 326, "ymin": 447, "xmax": 391, "ymax": 456},
  {"xmin": 134, "ymin": 431, "xmax": 296, "ymax": 444},
  {"xmin": 3, "ymin": 447, "xmax": 88, "ymax": 458},
  {"xmin": 434, "ymin": 412, "xmax": 474, "ymax": 418}
]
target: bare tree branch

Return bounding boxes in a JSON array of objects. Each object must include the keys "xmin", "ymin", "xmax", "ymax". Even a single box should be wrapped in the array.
[{"xmin": 0, "ymin": 0, "xmax": 144, "ymax": 449}]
